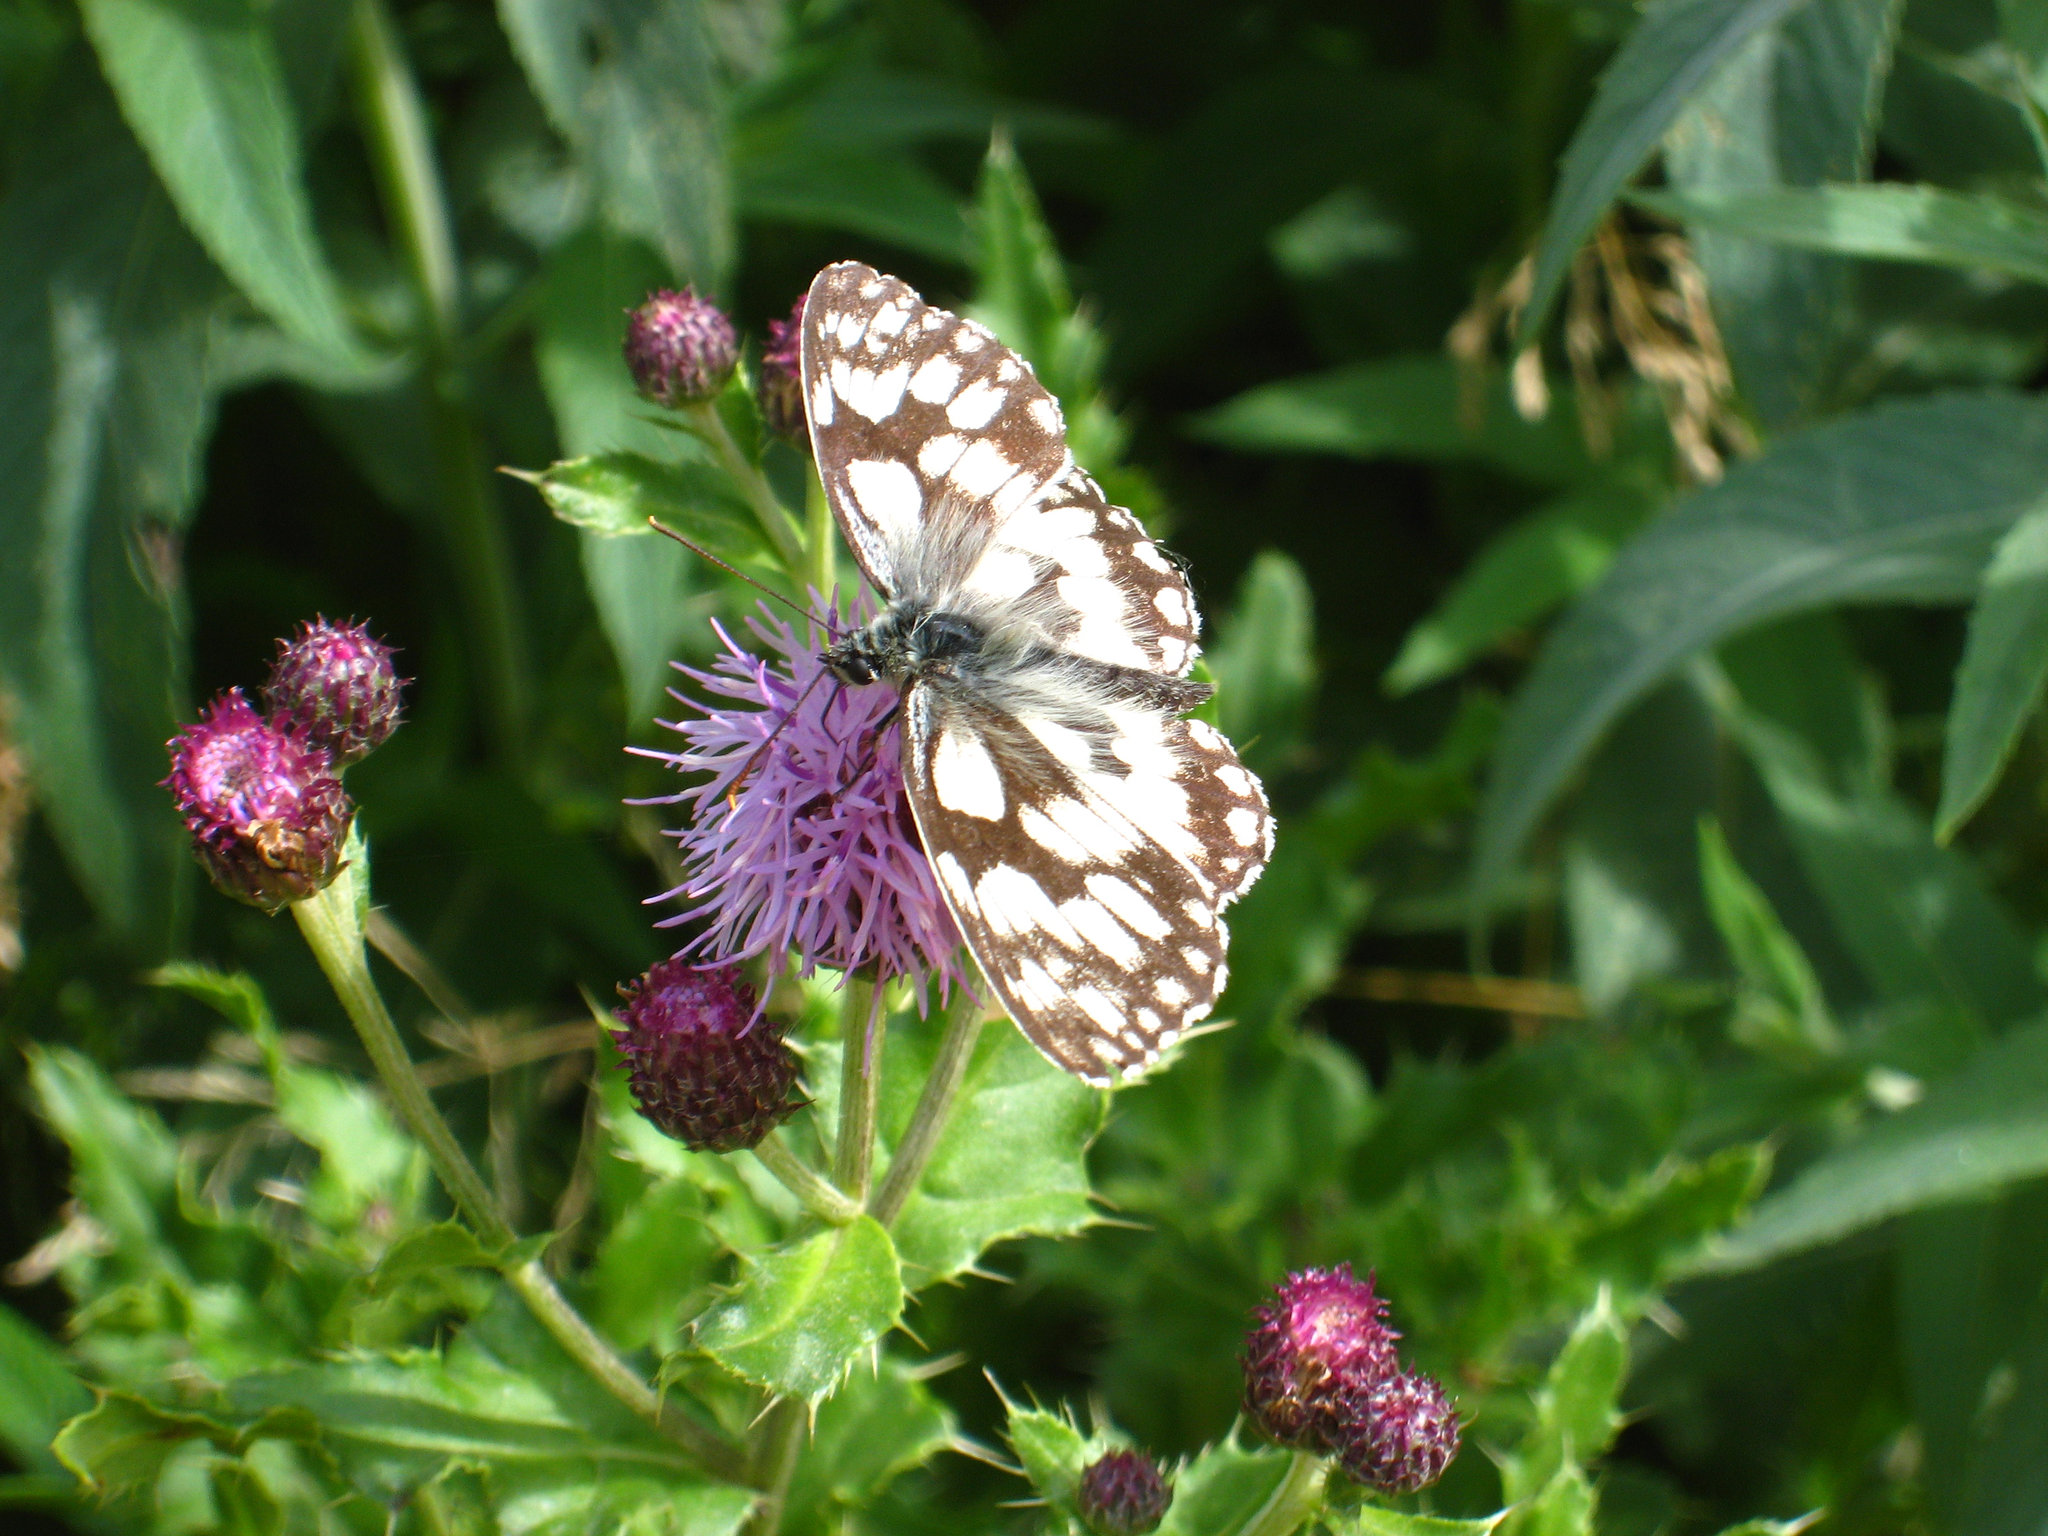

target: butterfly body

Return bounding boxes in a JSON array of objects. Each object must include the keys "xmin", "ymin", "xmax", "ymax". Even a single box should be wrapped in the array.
[{"xmin": 802, "ymin": 262, "xmax": 1272, "ymax": 1082}]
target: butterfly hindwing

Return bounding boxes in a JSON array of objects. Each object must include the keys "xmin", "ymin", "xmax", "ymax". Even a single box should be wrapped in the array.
[{"xmin": 801, "ymin": 262, "xmax": 1203, "ymax": 676}]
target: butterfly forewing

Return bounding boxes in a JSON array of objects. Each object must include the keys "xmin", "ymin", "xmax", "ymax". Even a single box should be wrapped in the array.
[
  {"xmin": 801, "ymin": 263, "xmax": 1203, "ymax": 676},
  {"xmin": 800, "ymin": 260, "xmax": 1272, "ymax": 1081}
]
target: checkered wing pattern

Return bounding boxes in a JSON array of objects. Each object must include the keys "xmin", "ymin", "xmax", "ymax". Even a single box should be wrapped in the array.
[{"xmin": 801, "ymin": 262, "xmax": 1272, "ymax": 1080}]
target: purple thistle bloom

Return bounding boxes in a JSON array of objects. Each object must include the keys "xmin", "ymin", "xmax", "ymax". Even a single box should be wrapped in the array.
[
  {"xmin": 757, "ymin": 294, "xmax": 806, "ymax": 441},
  {"xmin": 639, "ymin": 600, "xmax": 967, "ymax": 1006},
  {"xmin": 1334, "ymin": 1370, "xmax": 1462, "ymax": 1494},
  {"xmin": 263, "ymin": 617, "xmax": 404, "ymax": 764},
  {"xmin": 1243, "ymin": 1264, "xmax": 1401, "ymax": 1450},
  {"xmin": 163, "ymin": 690, "xmax": 352, "ymax": 911}
]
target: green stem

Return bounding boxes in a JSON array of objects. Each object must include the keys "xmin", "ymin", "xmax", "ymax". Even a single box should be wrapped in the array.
[
  {"xmin": 833, "ymin": 975, "xmax": 882, "ymax": 1202},
  {"xmin": 1237, "ymin": 1451, "xmax": 1326, "ymax": 1536},
  {"xmin": 868, "ymin": 991, "xmax": 984, "ymax": 1227},
  {"xmin": 752, "ymin": 1132, "xmax": 860, "ymax": 1225},
  {"xmin": 292, "ymin": 881, "xmax": 745, "ymax": 1483},
  {"xmin": 742, "ymin": 1398, "xmax": 808, "ymax": 1536},
  {"xmin": 804, "ymin": 468, "xmax": 836, "ymax": 598},
  {"xmin": 682, "ymin": 399, "xmax": 806, "ymax": 570},
  {"xmin": 350, "ymin": 0, "xmax": 529, "ymax": 757}
]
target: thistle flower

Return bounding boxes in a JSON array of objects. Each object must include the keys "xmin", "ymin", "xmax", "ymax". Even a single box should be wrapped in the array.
[
  {"xmin": 614, "ymin": 959, "xmax": 800, "ymax": 1152},
  {"xmin": 1243, "ymin": 1265, "xmax": 1400, "ymax": 1449},
  {"xmin": 758, "ymin": 294, "xmax": 806, "ymax": 441},
  {"xmin": 639, "ymin": 601, "xmax": 967, "ymax": 1006},
  {"xmin": 1334, "ymin": 1371, "xmax": 1461, "ymax": 1495},
  {"xmin": 263, "ymin": 617, "xmax": 404, "ymax": 764},
  {"xmin": 625, "ymin": 287, "xmax": 739, "ymax": 407},
  {"xmin": 163, "ymin": 691, "xmax": 352, "ymax": 911},
  {"xmin": 1078, "ymin": 1448, "xmax": 1172, "ymax": 1536}
]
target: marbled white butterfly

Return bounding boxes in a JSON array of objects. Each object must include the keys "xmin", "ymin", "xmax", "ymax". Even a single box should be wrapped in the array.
[{"xmin": 802, "ymin": 262, "xmax": 1273, "ymax": 1083}]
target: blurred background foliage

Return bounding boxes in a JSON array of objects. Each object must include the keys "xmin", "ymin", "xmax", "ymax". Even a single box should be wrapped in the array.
[{"xmin": 12, "ymin": 0, "xmax": 2048, "ymax": 1532}]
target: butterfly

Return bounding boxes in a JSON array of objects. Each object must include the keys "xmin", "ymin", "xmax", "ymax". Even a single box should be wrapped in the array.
[{"xmin": 800, "ymin": 262, "xmax": 1273, "ymax": 1083}]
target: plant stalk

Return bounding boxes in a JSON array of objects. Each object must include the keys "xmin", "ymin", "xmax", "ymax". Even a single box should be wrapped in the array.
[
  {"xmin": 350, "ymin": 0, "xmax": 529, "ymax": 757},
  {"xmin": 1236, "ymin": 1451, "xmax": 1326, "ymax": 1536},
  {"xmin": 292, "ymin": 880, "xmax": 745, "ymax": 1483},
  {"xmin": 753, "ymin": 1132, "xmax": 861, "ymax": 1225},
  {"xmin": 833, "ymin": 974, "xmax": 882, "ymax": 1202},
  {"xmin": 682, "ymin": 399, "xmax": 806, "ymax": 569},
  {"xmin": 869, "ymin": 991, "xmax": 985, "ymax": 1227},
  {"xmin": 804, "ymin": 468, "xmax": 836, "ymax": 598}
]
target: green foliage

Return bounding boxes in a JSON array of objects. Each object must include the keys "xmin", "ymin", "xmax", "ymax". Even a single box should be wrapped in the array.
[{"xmin": 17, "ymin": 0, "xmax": 2048, "ymax": 1533}]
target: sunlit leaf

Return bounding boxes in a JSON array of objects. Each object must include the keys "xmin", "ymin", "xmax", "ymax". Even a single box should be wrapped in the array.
[
  {"xmin": 1939, "ymin": 496, "xmax": 2048, "ymax": 839},
  {"xmin": 693, "ymin": 1217, "xmax": 903, "ymax": 1401},
  {"xmin": 1155, "ymin": 1436, "xmax": 1294, "ymax": 1536}
]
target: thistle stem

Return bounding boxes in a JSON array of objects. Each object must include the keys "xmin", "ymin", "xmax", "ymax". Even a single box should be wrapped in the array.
[
  {"xmin": 804, "ymin": 469, "xmax": 836, "ymax": 598},
  {"xmin": 753, "ymin": 1132, "xmax": 861, "ymax": 1225},
  {"xmin": 1236, "ymin": 1451, "xmax": 1326, "ymax": 1536},
  {"xmin": 742, "ymin": 1398, "xmax": 808, "ymax": 1536},
  {"xmin": 869, "ymin": 990, "xmax": 985, "ymax": 1227},
  {"xmin": 291, "ymin": 879, "xmax": 745, "ymax": 1483},
  {"xmin": 350, "ymin": 0, "xmax": 529, "ymax": 758},
  {"xmin": 833, "ymin": 975, "xmax": 882, "ymax": 1202},
  {"xmin": 682, "ymin": 399, "xmax": 806, "ymax": 570}
]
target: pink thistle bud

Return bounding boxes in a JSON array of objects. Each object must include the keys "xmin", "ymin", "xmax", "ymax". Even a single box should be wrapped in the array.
[
  {"xmin": 625, "ymin": 287, "xmax": 738, "ymax": 407},
  {"xmin": 614, "ymin": 960, "xmax": 801, "ymax": 1153},
  {"xmin": 1334, "ymin": 1371, "xmax": 1461, "ymax": 1494},
  {"xmin": 263, "ymin": 618, "xmax": 404, "ymax": 764},
  {"xmin": 1077, "ymin": 1448, "xmax": 1172, "ymax": 1536},
  {"xmin": 757, "ymin": 294, "xmax": 806, "ymax": 441},
  {"xmin": 1242, "ymin": 1265, "xmax": 1400, "ymax": 1450},
  {"xmin": 163, "ymin": 691, "xmax": 352, "ymax": 911}
]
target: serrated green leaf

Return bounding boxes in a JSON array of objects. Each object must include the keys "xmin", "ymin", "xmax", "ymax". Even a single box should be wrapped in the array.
[
  {"xmin": 1692, "ymin": 1018, "xmax": 2048, "ymax": 1273},
  {"xmin": 884, "ymin": 1017, "xmax": 1102, "ymax": 1285},
  {"xmin": 1473, "ymin": 390, "xmax": 2048, "ymax": 928},
  {"xmin": 77, "ymin": 0, "xmax": 360, "ymax": 361},
  {"xmin": 274, "ymin": 1067, "xmax": 416, "ymax": 1213},
  {"xmin": 27, "ymin": 1045, "xmax": 178, "ymax": 1271},
  {"xmin": 492, "ymin": 1471, "xmax": 757, "ymax": 1536},
  {"xmin": 1190, "ymin": 354, "xmax": 1589, "ymax": 485},
  {"xmin": 590, "ymin": 1178, "xmax": 721, "ymax": 1351},
  {"xmin": 1511, "ymin": 1465, "xmax": 1597, "ymax": 1536},
  {"xmin": 1386, "ymin": 487, "xmax": 1646, "ymax": 696},
  {"xmin": 1940, "ymin": 496, "xmax": 2048, "ymax": 839},
  {"xmin": 369, "ymin": 1224, "xmax": 503, "ymax": 1294},
  {"xmin": 1209, "ymin": 550, "xmax": 1318, "ymax": 775},
  {"xmin": 1154, "ymin": 1437, "xmax": 1294, "ymax": 1536},
  {"xmin": 693, "ymin": 1217, "xmax": 903, "ymax": 1401},
  {"xmin": 520, "ymin": 452, "xmax": 769, "ymax": 565},
  {"xmin": 1698, "ymin": 818, "xmax": 1838, "ymax": 1056},
  {"xmin": 148, "ymin": 962, "xmax": 279, "ymax": 1045},
  {"xmin": 1338, "ymin": 1509, "xmax": 1511, "ymax": 1536},
  {"xmin": 1634, "ymin": 184, "xmax": 2048, "ymax": 287},
  {"xmin": 53, "ymin": 1392, "xmax": 229, "ymax": 1499},
  {"xmin": 1505, "ymin": 1292, "xmax": 1628, "ymax": 1503},
  {"xmin": 498, "ymin": 0, "xmax": 730, "ymax": 283},
  {"xmin": 782, "ymin": 1357, "xmax": 954, "ymax": 1533},
  {"xmin": 1522, "ymin": 0, "xmax": 1814, "ymax": 336},
  {"xmin": 0, "ymin": 1303, "xmax": 89, "ymax": 1477},
  {"xmin": 1004, "ymin": 1403, "xmax": 1090, "ymax": 1511}
]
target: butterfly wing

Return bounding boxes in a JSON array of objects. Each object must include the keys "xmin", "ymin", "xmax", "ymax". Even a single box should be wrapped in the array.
[
  {"xmin": 903, "ymin": 681, "xmax": 1273, "ymax": 1083},
  {"xmin": 801, "ymin": 261, "xmax": 1202, "ymax": 677}
]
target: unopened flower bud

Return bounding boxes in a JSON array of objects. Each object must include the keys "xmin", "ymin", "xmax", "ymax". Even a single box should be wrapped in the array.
[
  {"xmin": 1078, "ymin": 1448, "xmax": 1172, "ymax": 1536},
  {"xmin": 1334, "ymin": 1371, "xmax": 1461, "ymax": 1494},
  {"xmin": 263, "ymin": 618, "xmax": 403, "ymax": 764},
  {"xmin": 1242, "ymin": 1265, "xmax": 1399, "ymax": 1450},
  {"xmin": 625, "ymin": 288, "xmax": 738, "ymax": 407},
  {"xmin": 615, "ymin": 960, "xmax": 800, "ymax": 1152},
  {"xmin": 163, "ymin": 691, "xmax": 352, "ymax": 911},
  {"xmin": 757, "ymin": 295, "xmax": 806, "ymax": 441}
]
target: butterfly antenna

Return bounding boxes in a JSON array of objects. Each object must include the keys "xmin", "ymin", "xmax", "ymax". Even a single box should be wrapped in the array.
[{"xmin": 648, "ymin": 519, "xmax": 819, "ymax": 621}]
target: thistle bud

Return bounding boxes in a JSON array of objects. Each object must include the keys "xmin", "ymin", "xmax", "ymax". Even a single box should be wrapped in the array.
[
  {"xmin": 163, "ymin": 691, "xmax": 352, "ymax": 911},
  {"xmin": 1242, "ymin": 1265, "xmax": 1399, "ymax": 1450},
  {"xmin": 757, "ymin": 294, "xmax": 807, "ymax": 441},
  {"xmin": 1077, "ymin": 1448, "xmax": 1172, "ymax": 1536},
  {"xmin": 625, "ymin": 287, "xmax": 738, "ymax": 407},
  {"xmin": 263, "ymin": 618, "xmax": 403, "ymax": 764},
  {"xmin": 615, "ymin": 960, "xmax": 800, "ymax": 1152},
  {"xmin": 1334, "ymin": 1371, "xmax": 1461, "ymax": 1494}
]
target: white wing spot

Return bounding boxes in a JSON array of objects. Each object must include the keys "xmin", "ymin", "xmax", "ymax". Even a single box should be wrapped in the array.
[
  {"xmin": 954, "ymin": 325, "xmax": 989, "ymax": 353},
  {"xmin": 1061, "ymin": 898, "xmax": 1142, "ymax": 968},
  {"xmin": 1029, "ymin": 397, "xmax": 1061, "ymax": 435},
  {"xmin": 1154, "ymin": 586, "xmax": 1191, "ymax": 627},
  {"xmin": 835, "ymin": 311, "xmax": 865, "ymax": 346},
  {"xmin": 1187, "ymin": 721, "xmax": 1225, "ymax": 751},
  {"xmin": 846, "ymin": 458, "xmax": 923, "ymax": 540},
  {"xmin": 847, "ymin": 362, "xmax": 911, "ymax": 422},
  {"xmin": 1057, "ymin": 575, "xmax": 1148, "ymax": 666},
  {"xmin": 1020, "ymin": 805, "xmax": 1090, "ymax": 864},
  {"xmin": 1131, "ymin": 542, "xmax": 1171, "ymax": 572},
  {"xmin": 1216, "ymin": 763, "xmax": 1254, "ymax": 797},
  {"xmin": 870, "ymin": 302, "xmax": 911, "ymax": 339},
  {"xmin": 1183, "ymin": 946, "xmax": 1214, "ymax": 974},
  {"xmin": 950, "ymin": 438, "xmax": 1018, "ymax": 498},
  {"xmin": 997, "ymin": 358, "xmax": 1022, "ymax": 382},
  {"xmin": 918, "ymin": 433, "xmax": 969, "ymax": 479},
  {"xmin": 931, "ymin": 726, "xmax": 1006, "ymax": 821},
  {"xmin": 1183, "ymin": 898, "xmax": 1212, "ymax": 927},
  {"xmin": 947, "ymin": 380, "xmax": 1006, "ymax": 430},
  {"xmin": 910, "ymin": 356, "xmax": 962, "ymax": 404},
  {"xmin": 934, "ymin": 852, "xmax": 975, "ymax": 906},
  {"xmin": 1072, "ymin": 986, "xmax": 1127, "ymax": 1036},
  {"xmin": 1226, "ymin": 807, "xmax": 1262, "ymax": 846},
  {"xmin": 1085, "ymin": 873, "xmax": 1171, "ymax": 939},
  {"xmin": 1155, "ymin": 976, "xmax": 1191, "ymax": 1008},
  {"xmin": 810, "ymin": 375, "xmax": 835, "ymax": 428},
  {"xmin": 964, "ymin": 544, "xmax": 1039, "ymax": 603},
  {"xmin": 1158, "ymin": 636, "xmax": 1193, "ymax": 673}
]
